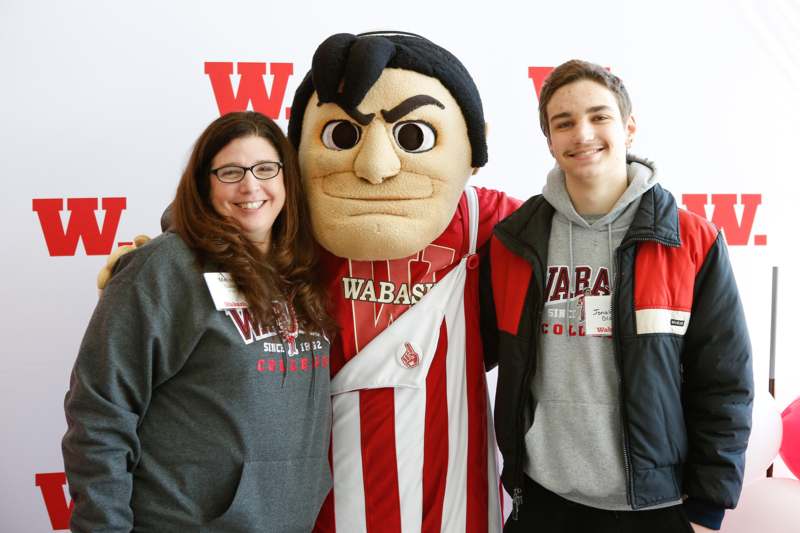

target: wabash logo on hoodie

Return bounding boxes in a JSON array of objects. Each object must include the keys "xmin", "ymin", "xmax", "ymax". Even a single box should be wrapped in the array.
[
  {"xmin": 545, "ymin": 265, "xmax": 610, "ymax": 303},
  {"xmin": 542, "ymin": 265, "xmax": 611, "ymax": 337}
]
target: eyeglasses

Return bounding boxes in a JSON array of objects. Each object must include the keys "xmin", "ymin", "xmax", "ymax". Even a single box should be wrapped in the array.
[{"xmin": 210, "ymin": 161, "xmax": 283, "ymax": 183}]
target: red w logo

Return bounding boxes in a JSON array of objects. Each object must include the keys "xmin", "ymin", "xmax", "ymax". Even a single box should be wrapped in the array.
[
  {"xmin": 205, "ymin": 62, "xmax": 294, "ymax": 119},
  {"xmin": 35, "ymin": 472, "xmax": 72, "ymax": 530},
  {"xmin": 32, "ymin": 197, "xmax": 127, "ymax": 256},
  {"xmin": 528, "ymin": 66, "xmax": 555, "ymax": 99},
  {"xmin": 682, "ymin": 194, "xmax": 767, "ymax": 246}
]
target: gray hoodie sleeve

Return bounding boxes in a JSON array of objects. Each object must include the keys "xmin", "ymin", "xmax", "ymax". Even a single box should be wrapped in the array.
[{"xmin": 62, "ymin": 247, "xmax": 193, "ymax": 532}]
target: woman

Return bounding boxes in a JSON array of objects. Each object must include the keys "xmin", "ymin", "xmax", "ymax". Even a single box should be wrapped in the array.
[{"xmin": 63, "ymin": 112, "xmax": 335, "ymax": 532}]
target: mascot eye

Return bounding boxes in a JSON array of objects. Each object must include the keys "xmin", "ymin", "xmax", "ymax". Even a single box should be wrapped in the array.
[
  {"xmin": 321, "ymin": 120, "xmax": 361, "ymax": 150},
  {"xmin": 393, "ymin": 121, "xmax": 436, "ymax": 153}
]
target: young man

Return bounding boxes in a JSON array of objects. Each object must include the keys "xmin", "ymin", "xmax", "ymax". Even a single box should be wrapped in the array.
[{"xmin": 482, "ymin": 60, "xmax": 753, "ymax": 532}]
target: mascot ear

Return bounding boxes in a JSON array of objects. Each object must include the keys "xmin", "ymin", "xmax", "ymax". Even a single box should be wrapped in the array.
[{"xmin": 472, "ymin": 122, "xmax": 490, "ymax": 176}]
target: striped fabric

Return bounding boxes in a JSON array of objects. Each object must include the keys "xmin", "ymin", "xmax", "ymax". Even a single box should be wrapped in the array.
[{"xmin": 315, "ymin": 188, "xmax": 506, "ymax": 533}]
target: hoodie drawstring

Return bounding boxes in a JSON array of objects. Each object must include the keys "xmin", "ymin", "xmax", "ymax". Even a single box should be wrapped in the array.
[
  {"xmin": 608, "ymin": 223, "xmax": 615, "ymax": 292},
  {"xmin": 568, "ymin": 221, "xmax": 614, "ymax": 330},
  {"xmin": 567, "ymin": 220, "xmax": 574, "ymax": 330}
]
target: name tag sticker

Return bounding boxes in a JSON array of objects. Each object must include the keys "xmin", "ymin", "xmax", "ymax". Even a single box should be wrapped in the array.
[
  {"xmin": 204, "ymin": 272, "xmax": 248, "ymax": 310},
  {"xmin": 585, "ymin": 295, "xmax": 613, "ymax": 336}
]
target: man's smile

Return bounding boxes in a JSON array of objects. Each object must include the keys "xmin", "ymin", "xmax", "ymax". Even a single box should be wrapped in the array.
[{"xmin": 566, "ymin": 146, "xmax": 605, "ymax": 159}]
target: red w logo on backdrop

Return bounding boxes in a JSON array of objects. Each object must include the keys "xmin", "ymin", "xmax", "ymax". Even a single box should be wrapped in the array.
[
  {"xmin": 205, "ymin": 62, "xmax": 294, "ymax": 119},
  {"xmin": 32, "ymin": 197, "xmax": 127, "ymax": 256},
  {"xmin": 529, "ymin": 66, "xmax": 767, "ymax": 246},
  {"xmin": 682, "ymin": 194, "xmax": 767, "ymax": 246},
  {"xmin": 528, "ymin": 66, "xmax": 554, "ymax": 99},
  {"xmin": 35, "ymin": 473, "xmax": 72, "ymax": 530}
]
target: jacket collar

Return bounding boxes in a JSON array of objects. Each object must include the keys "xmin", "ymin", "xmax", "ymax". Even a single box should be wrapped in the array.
[
  {"xmin": 493, "ymin": 195, "xmax": 553, "ymax": 269},
  {"xmin": 624, "ymin": 183, "xmax": 681, "ymax": 247},
  {"xmin": 493, "ymin": 182, "xmax": 681, "ymax": 263}
]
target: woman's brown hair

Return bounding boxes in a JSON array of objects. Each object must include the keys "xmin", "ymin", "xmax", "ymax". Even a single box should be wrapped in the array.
[{"xmin": 172, "ymin": 111, "xmax": 334, "ymax": 336}]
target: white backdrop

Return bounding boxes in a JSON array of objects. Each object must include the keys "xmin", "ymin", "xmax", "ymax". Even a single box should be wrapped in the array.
[{"xmin": 2, "ymin": 0, "xmax": 798, "ymax": 530}]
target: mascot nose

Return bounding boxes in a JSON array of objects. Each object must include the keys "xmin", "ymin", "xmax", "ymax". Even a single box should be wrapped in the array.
[{"xmin": 354, "ymin": 122, "xmax": 401, "ymax": 184}]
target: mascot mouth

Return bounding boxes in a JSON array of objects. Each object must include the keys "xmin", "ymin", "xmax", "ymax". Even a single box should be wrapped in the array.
[{"xmin": 317, "ymin": 171, "xmax": 434, "ymax": 201}]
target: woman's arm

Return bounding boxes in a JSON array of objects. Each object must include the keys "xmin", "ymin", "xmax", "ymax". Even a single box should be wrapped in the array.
[{"xmin": 63, "ymin": 252, "xmax": 185, "ymax": 532}]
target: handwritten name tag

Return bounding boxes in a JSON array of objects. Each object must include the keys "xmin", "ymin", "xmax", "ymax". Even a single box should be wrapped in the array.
[{"xmin": 585, "ymin": 295, "xmax": 613, "ymax": 336}]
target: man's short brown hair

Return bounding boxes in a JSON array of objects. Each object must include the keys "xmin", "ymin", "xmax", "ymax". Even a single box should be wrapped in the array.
[{"xmin": 538, "ymin": 59, "xmax": 632, "ymax": 138}]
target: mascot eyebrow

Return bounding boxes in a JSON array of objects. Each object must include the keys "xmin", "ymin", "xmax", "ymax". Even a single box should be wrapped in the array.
[
  {"xmin": 381, "ymin": 95, "xmax": 445, "ymax": 122},
  {"xmin": 331, "ymin": 94, "xmax": 446, "ymax": 126}
]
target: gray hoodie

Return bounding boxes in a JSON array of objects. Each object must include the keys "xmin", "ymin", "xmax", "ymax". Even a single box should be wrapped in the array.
[
  {"xmin": 524, "ymin": 155, "xmax": 679, "ymax": 510},
  {"xmin": 63, "ymin": 232, "xmax": 332, "ymax": 532}
]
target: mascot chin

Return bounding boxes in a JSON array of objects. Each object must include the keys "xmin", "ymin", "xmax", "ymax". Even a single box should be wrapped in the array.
[
  {"xmin": 98, "ymin": 31, "xmax": 520, "ymax": 533},
  {"xmin": 290, "ymin": 32, "xmax": 518, "ymax": 532}
]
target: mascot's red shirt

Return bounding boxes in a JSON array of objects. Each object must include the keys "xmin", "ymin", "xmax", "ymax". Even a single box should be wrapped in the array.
[{"xmin": 315, "ymin": 187, "xmax": 520, "ymax": 533}]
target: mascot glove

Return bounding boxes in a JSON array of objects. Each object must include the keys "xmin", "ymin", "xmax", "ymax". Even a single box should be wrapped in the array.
[{"xmin": 96, "ymin": 234, "xmax": 151, "ymax": 294}]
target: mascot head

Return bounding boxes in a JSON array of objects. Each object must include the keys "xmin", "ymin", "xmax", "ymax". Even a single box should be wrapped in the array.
[{"xmin": 288, "ymin": 31, "xmax": 487, "ymax": 260}]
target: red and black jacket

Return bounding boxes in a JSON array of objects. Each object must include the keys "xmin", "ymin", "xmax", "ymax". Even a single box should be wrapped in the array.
[{"xmin": 480, "ymin": 183, "xmax": 753, "ymax": 526}]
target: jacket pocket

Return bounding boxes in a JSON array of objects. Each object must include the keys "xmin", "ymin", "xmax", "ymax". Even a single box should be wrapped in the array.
[
  {"xmin": 205, "ymin": 457, "xmax": 332, "ymax": 532},
  {"xmin": 624, "ymin": 335, "xmax": 688, "ymax": 467}
]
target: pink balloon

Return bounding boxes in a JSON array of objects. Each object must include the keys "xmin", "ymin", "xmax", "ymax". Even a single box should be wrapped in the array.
[
  {"xmin": 721, "ymin": 478, "xmax": 800, "ymax": 533},
  {"xmin": 780, "ymin": 396, "xmax": 800, "ymax": 479}
]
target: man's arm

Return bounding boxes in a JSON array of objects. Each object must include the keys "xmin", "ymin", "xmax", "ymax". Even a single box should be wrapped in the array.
[
  {"xmin": 474, "ymin": 188, "xmax": 521, "ymax": 371},
  {"xmin": 681, "ymin": 231, "xmax": 754, "ymax": 530},
  {"xmin": 474, "ymin": 187, "xmax": 522, "ymax": 250}
]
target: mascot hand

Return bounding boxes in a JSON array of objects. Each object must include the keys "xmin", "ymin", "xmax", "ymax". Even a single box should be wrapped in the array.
[{"xmin": 97, "ymin": 234, "xmax": 151, "ymax": 294}]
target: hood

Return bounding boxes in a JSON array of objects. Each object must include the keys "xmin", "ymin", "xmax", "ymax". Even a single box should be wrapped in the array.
[{"xmin": 542, "ymin": 154, "xmax": 658, "ymax": 230}]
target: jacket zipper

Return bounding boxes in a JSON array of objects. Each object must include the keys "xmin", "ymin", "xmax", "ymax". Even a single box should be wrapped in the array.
[
  {"xmin": 611, "ymin": 245, "xmax": 634, "ymax": 507},
  {"xmin": 612, "ymin": 234, "xmax": 679, "ymax": 509}
]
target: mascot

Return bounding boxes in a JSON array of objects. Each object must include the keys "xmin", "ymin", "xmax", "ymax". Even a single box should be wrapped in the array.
[
  {"xmin": 98, "ymin": 31, "xmax": 519, "ymax": 533},
  {"xmin": 290, "ymin": 32, "xmax": 518, "ymax": 532}
]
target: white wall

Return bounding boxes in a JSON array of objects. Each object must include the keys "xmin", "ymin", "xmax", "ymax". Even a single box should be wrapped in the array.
[{"xmin": 2, "ymin": 0, "xmax": 797, "ymax": 530}]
